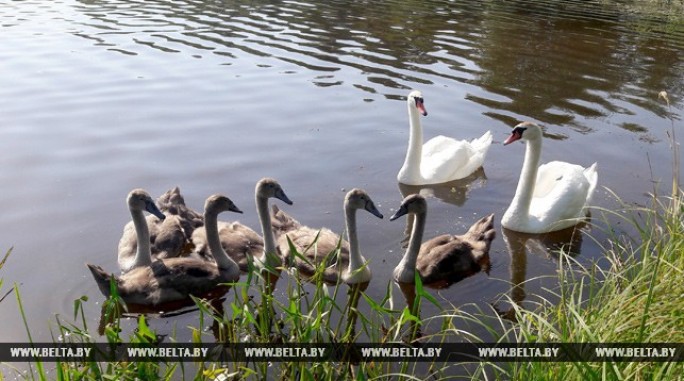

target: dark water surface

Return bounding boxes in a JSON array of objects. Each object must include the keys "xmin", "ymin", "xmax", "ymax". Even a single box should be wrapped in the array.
[{"xmin": 1, "ymin": 0, "xmax": 683, "ymax": 354}]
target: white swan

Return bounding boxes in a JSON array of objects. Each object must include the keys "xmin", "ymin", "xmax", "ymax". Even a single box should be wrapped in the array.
[
  {"xmin": 390, "ymin": 194, "xmax": 495, "ymax": 288},
  {"xmin": 398, "ymin": 90, "xmax": 493, "ymax": 185},
  {"xmin": 87, "ymin": 192, "xmax": 242, "ymax": 308},
  {"xmin": 118, "ymin": 187, "xmax": 202, "ymax": 273},
  {"xmin": 275, "ymin": 189, "xmax": 383, "ymax": 288},
  {"xmin": 502, "ymin": 122, "xmax": 598, "ymax": 233},
  {"xmin": 190, "ymin": 178, "xmax": 292, "ymax": 274}
]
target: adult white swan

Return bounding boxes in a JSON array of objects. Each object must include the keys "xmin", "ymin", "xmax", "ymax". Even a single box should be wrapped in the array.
[
  {"xmin": 87, "ymin": 192, "xmax": 242, "ymax": 308},
  {"xmin": 502, "ymin": 122, "xmax": 598, "ymax": 233},
  {"xmin": 398, "ymin": 90, "xmax": 493, "ymax": 185}
]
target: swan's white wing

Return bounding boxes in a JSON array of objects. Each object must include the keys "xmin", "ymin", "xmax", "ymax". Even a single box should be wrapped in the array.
[
  {"xmin": 419, "ymin": 131, "xmax": 492, "ymax": 184},
  {"xmin": 533, "ymin": 161, "xmax": 569, "ymax": 198},
  {"xmin": 420, "ymin": 136, "xmax": 471, "ymax": 183},
  {"xmin": 422, "ymin": 135, "xmax": 458, "ymax": 157},
  {"xmin": 583, "ymin": 163, "xmax": 599, "ymax": 205},
  {"xmin": 529, "ymin": 161, "xmax": 594, "ymax": 230},
  {"xmin": 452, "ymin": 131, "xmax": 492, "ymax": 179}
]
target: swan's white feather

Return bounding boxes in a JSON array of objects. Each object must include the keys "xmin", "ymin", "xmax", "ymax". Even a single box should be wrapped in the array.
[
  {"xmin": 419, "ymin": 131, "xmax": 492, "ymax": 184},
  {"xmin": 527, "ymin": 161, "xmax": 596, "ymax": 231}
]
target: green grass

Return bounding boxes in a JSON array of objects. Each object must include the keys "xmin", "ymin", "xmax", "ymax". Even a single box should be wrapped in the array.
[
  {"xmin": 8, "ymin": 175, "xmax": 681, "ymax": 380},
  {"xmin": 457, "ymin": 91, "xmax": 684, "ymax": 380},
  {"xmin": 3, "ymin": 94, "xmax": 683, "ymax": 379},
  {"xmin": 460, "ymin": 188, "xmax": 684, "ymax": 380},
  {"xmin": 6, "ymin": 183, "xmax": 684, "ymax": 379}
]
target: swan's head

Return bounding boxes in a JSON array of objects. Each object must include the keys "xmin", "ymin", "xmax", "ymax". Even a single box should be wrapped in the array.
[
  {"xmin": 407, "ymin": 90, "xmax": 427, "ymax": 116},
  {"xmin": 127, "ymin": 189, "xmax": 166, "ymax": 220},
  {"xmin": 256, "ymin": 178, "xmax": 293, "ymax": 205},
  {"xmin": 345, "ymin": 188, "xmax": 384, "ymax": 219},
  {"xmin": 504, "ymin": 122, "xmax": 542, "ymax": 145},
  {"xmin": 389, "ymin": 193, "xmax": 427, "ymax": 221},
  {"xmin": 205, "ymin": 194, "xmax": 243, "ymax": 215}
]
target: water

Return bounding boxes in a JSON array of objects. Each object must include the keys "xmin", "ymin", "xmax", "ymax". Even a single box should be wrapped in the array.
[{"xmin": 0, "ymin": 0, "xmax": 682, "ymax": 351}]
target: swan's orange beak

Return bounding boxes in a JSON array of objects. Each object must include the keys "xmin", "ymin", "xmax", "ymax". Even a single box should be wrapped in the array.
[
  {"xmin": 503, "ymin": 130, "xmax": 522, "ymax": 145},
  {"xmin": 416, "ymin": 99, "xmax": 427, "ymax": 116}
]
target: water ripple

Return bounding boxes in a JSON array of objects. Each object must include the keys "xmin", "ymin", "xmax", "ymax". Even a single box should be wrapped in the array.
[{"xmin": 59, "ymin": 0, "xmax": 679, "ymax": 124}]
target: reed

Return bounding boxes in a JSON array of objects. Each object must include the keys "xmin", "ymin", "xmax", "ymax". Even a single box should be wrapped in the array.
[
  {"xmin": 7, "ymin": 178, "xmax": 683, "ymax": 379},
  {"xmin": 4, "ymin": 92, "xmax": 682, "ymax": 379},
  {"xmin": 456, "ymin": 91, "xmax": 684, "ymax": 380},
  {"xmin": 8, "ymin": 175, "xmax": 684, "ymax": 380},
  {"xmin": 3, "ymin": 238, "xmax": 446, "ymax": 380}
]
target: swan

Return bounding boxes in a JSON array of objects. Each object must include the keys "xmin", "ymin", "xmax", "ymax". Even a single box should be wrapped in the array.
[
  {"xmin": 87, "ymin": 193, "xmax": 243, "ymax": 308},
  {"xmin": 190, "ymin": 179, "xmax": 292, "ymax": 273},
  {"xmin": 398, "ymin": 90, "xmax": 493, "ymax": 185},
  {"xmin": 251, "ymin": 178, "xmax": 293, "ymax": 290},
  {"xmin": 274, "ymin": 188, "xmax": 383, "ymax": 337},
  {"xmin": 118, "ymin": 187, "xmax": 202, "ymax": 273},
  {"xmin": 156, "ymin": 186, "xmax": 204, "ymax": 239},
  {"xmin": 502, "ymin": 122, "xmax": 598, "ymax": 233},
  {"xmin": 274, "ymin": 189, "xmax": 383, "ymax": 288},
  {"xmin": 390, "ymin": 194, "xmax": 496, "ymax": 288}
]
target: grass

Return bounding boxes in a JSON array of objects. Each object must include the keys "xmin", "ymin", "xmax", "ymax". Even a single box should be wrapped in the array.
[
  {"xmin": 457, "ymin": 91, "xmax": 684, "ymax": 380},
  {"xmin": 6, "ymin": 175, "xmax": 682, "ymax": 379},
  {"xmin": 2, "ymin": 94, "xmax": 683, "ymax": 379},
  {"xmin": 461, "ymin": 187, "xmax": 684, "ymax": 380},
  {"xmin": 0, "ymin": 248, "xmax": 12, "ymax": 305},
  {"xmin": 3, "ymin": 245, "xmax": 445, "ymax": 380}
]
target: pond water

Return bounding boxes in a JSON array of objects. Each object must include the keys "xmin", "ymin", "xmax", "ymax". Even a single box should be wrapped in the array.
[{"xmin": 1, "ymin": 0, "xmax": 683, "ymax": 353}]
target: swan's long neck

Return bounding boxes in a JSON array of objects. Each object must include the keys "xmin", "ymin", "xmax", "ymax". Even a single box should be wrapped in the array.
[
  {"xmin": 132, "ymin": 208, "xmax": 152, "ymax": 268},
  {"xmin": 256, "ymin": 195, "xmax": 278, "ymax": 268},
  {"xmin": 205, "ymin": 211, "xmax": 237, "ymax": 271},
  {"xmin": 508, "ymin": 137, "xmax": 542, "ymax": 220},
  {"xmin": 397, "ymin": 209, "xmax": 426, "ymax": 282},
  {"xmin": 399, "ymin": 104, "xmax": 423, "ymax": 181},
  {"xmin": 345, "ymin": 205, "xmax": 363, "ymax": 274}
]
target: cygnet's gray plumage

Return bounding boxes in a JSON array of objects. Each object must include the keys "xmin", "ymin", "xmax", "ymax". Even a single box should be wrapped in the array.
[
  {"xmin": 190, "ymin": 179, "xmax": 293, "ymax": 273},
  {"xmin": 191, "ymin": 221, "xmax": 263, "ymax": 272},
  {"xmin": 87, "ymin": 194, "xmax": 242, "ymax": 308},
  {"xmin": 118, "ymin": 187, "xmax": 202, "ymax": 273},
  {"xmin": 390, "ymin": 194, "xmax": 495, "ymax": 289},
  {"xmin": 275, "ymin": 189, "xmax": 383, "ymax": 286}
]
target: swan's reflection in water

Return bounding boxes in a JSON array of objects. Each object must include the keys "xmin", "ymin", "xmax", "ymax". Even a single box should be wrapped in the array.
[
  {"xmin": 397, "ymin": 167, "xmax": 487, "ymax": 247},
  {"xmin": 97, "ymin": 297, "xmax": 227, "ymax": 341},
  {"xmin": 495, "ymin": 223, "xmax": 587, "ymax": 322},
  {"xmin": 398, "ymin": 167, "xmax": 487, "ymax": 207}
]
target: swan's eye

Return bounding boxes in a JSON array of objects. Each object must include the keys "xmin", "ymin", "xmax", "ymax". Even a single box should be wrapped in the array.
[{"xmin": 513, "ymin": 126, "xmax": 527, "ymax": 137}]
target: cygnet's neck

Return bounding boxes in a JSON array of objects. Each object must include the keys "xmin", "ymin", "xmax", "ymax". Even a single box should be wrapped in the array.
[
  {"xmin": 395, "ymin": 209, "xmax": 426, "ymax": 283},
  {"xmin": 132, "ymin": 207, "xmax": 153, "ymax": 268},
  {"xmin": 344, "ymin": 205, "xmax": 369, "ymax": 283},
  {"xmin": 204, "ymin": 209, "xmax": 238, "ymax": 271},
  {"xmin": 256, "ymin": 195, "xmax": 279, "ymax": 268}
]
